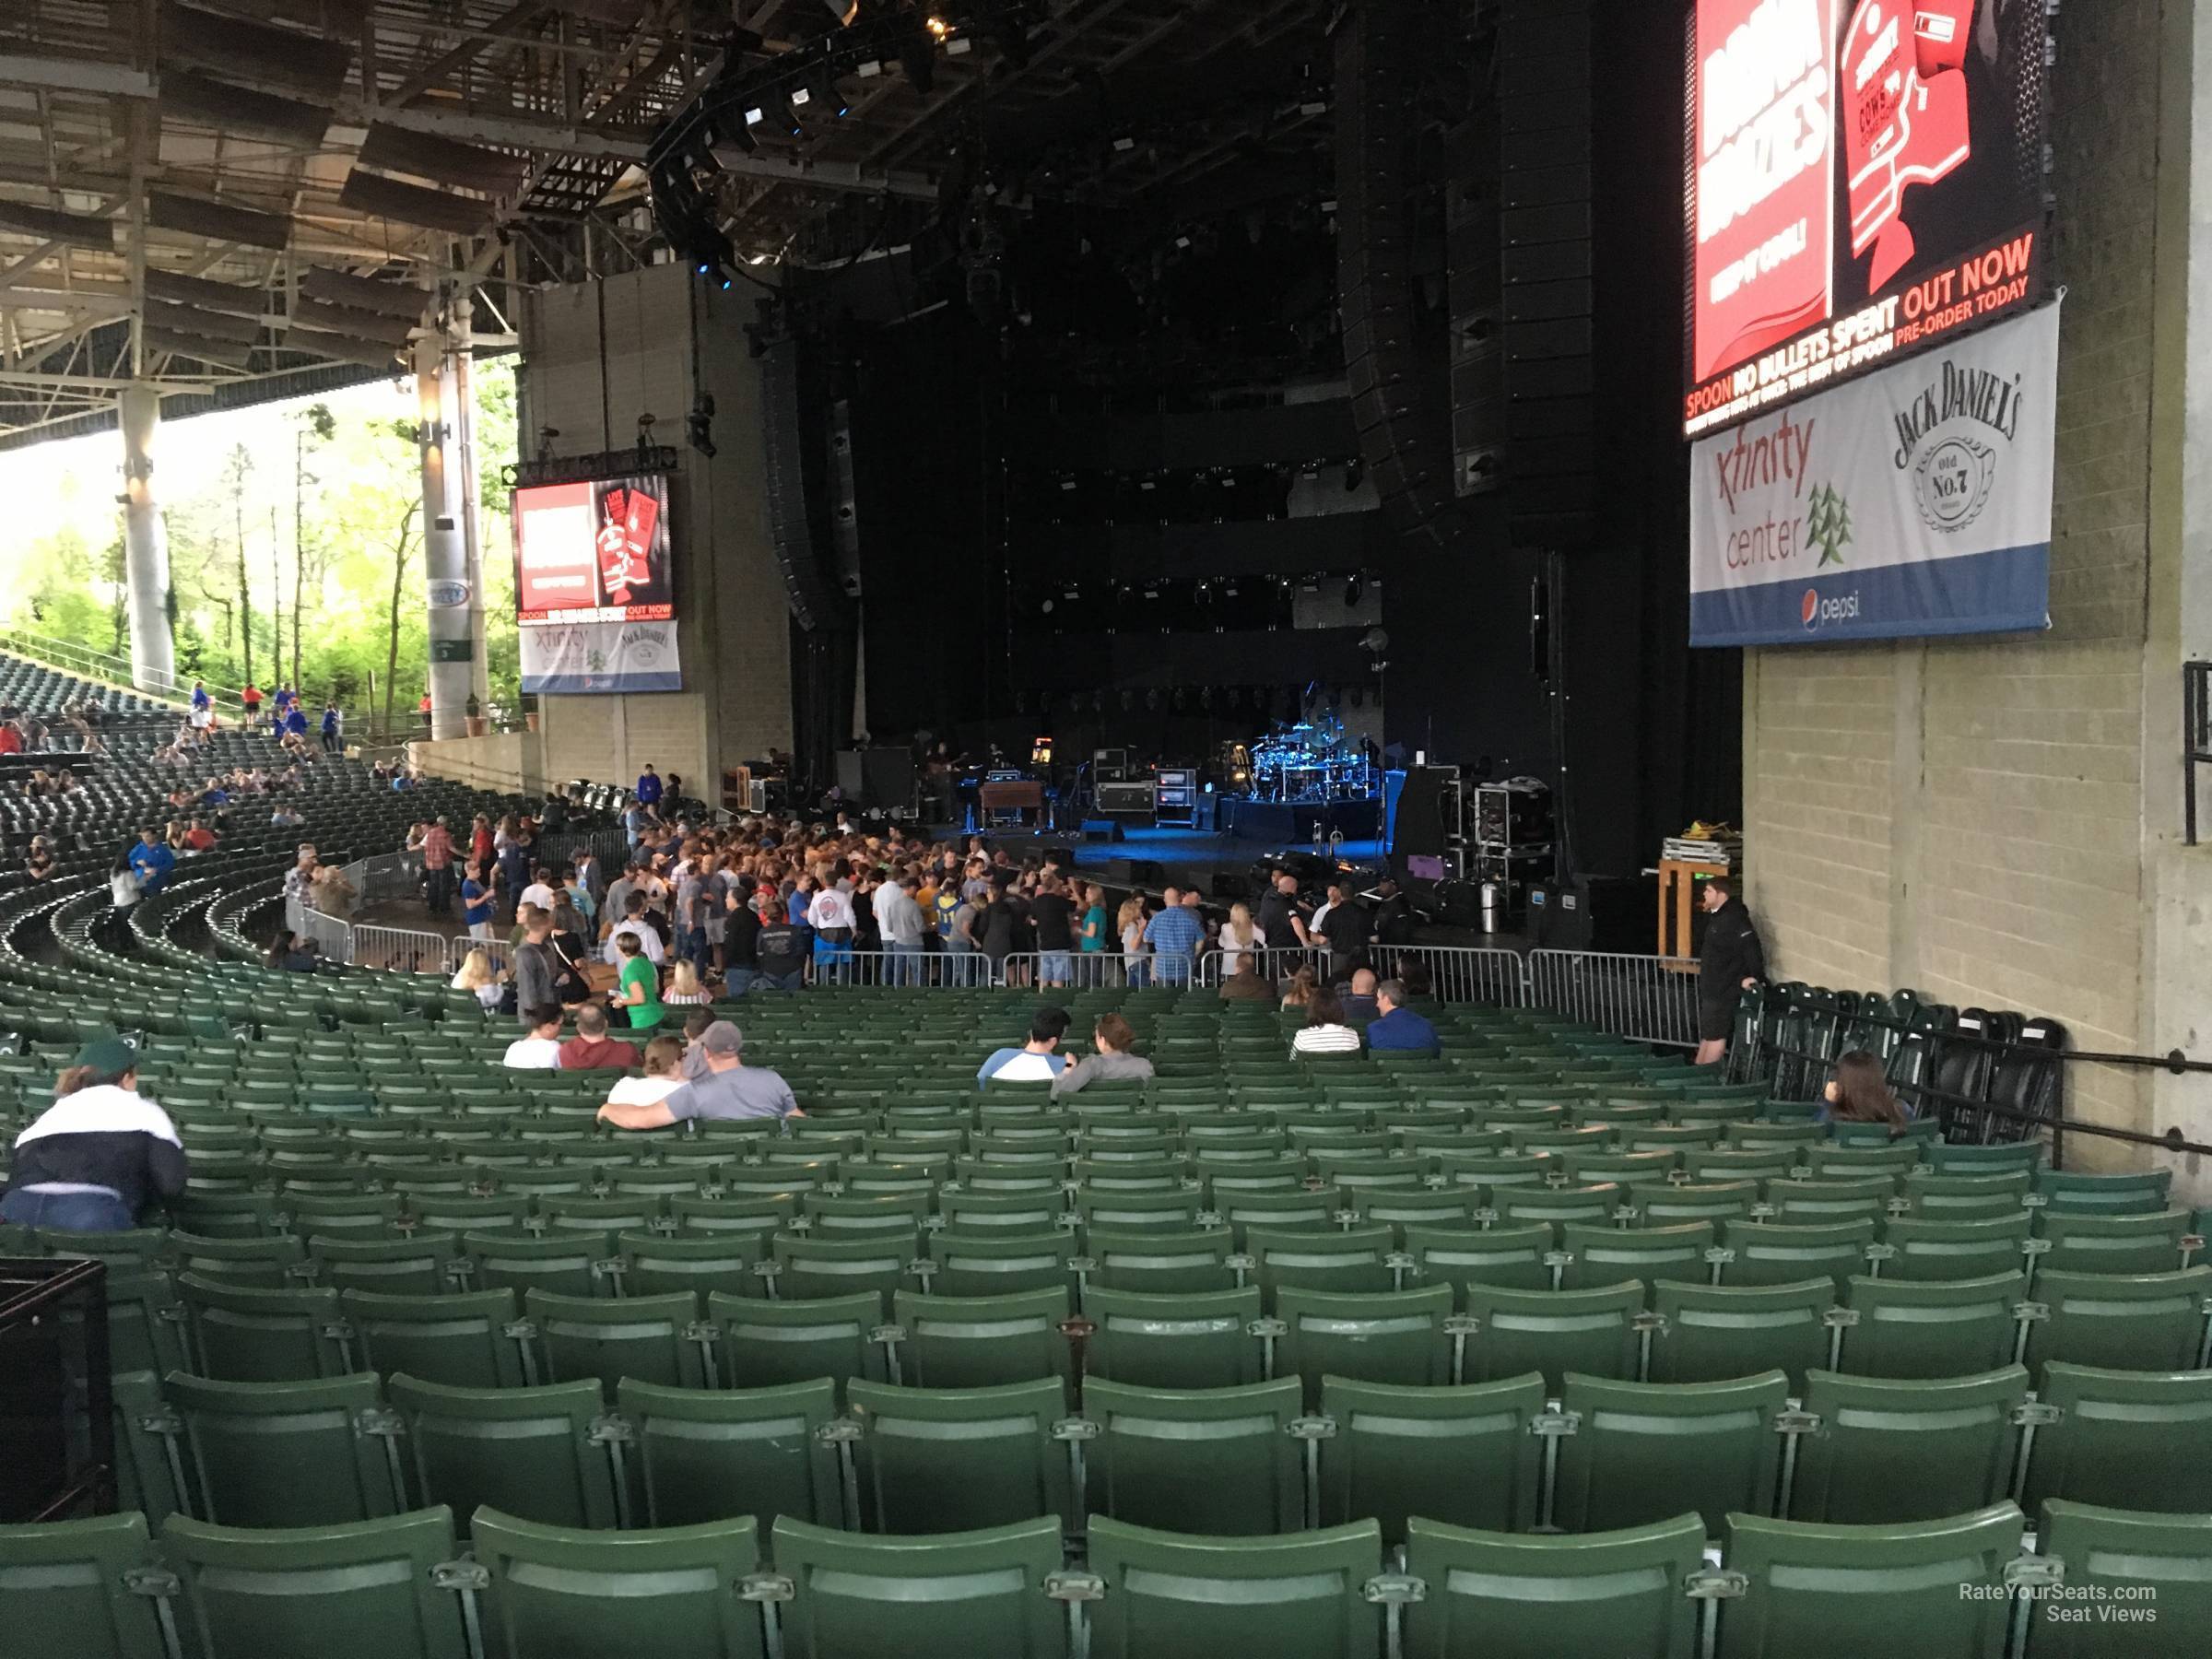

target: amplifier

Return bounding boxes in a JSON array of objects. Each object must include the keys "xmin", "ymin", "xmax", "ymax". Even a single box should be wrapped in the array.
[{"xmin": 1097, "ymin": 781, "xmax": 1157, "ymax": 820}]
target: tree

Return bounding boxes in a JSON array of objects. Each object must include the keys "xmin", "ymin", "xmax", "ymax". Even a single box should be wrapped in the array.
[
  {"xmin": 221, "ymin": 444, "xmax": 254, "ymax": 686},
  {"xmin": 382, "ymin": 500, "xmax": 421, "ymax": 739},
  {"xmin": 292, "ymin": 402, "xmax": 335, "ymax": 690}
]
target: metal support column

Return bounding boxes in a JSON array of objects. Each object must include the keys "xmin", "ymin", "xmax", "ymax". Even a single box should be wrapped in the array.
[
  {"xmin": 418, "ymin": 297, "xmax": 482, "ymax": 741},
  {"xmin": 118, "ymin": 382, "xmax": 176, "ymax": 692}
]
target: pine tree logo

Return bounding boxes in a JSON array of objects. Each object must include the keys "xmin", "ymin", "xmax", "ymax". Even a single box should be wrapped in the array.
[
  {"xmin": 1806, "ymin": 483, "xmax": 1853, "ymax": 568},
  {"xmin": 586, "ymin": 647, "xmax": 607, "ymax": 673}
]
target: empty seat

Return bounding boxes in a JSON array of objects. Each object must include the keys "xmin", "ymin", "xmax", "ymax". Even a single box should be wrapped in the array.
[
  {"xmin": 524, "ymin": 1289, "xmax": 712, "ymax": 1390},
  {"xmin": 2025, "ymin": 1268, "xmax": 2212, "ymax": 1372},
  {"xmin": 1632, "ymin": 1181, "xmax": 1759, "ymax": 1229},
  {"xmin": 1761, "ymin": 1178, "xmax": 1895, "ymax": 1229},
  {"xmin": 1081, "ymin": 1286, "xmax": 1267, "ymax": 1390},
  {"xmin": 1082, "ymin": 1376, "xmax": 1305, "ymax": 1535},
  {"xmin": 310, "ymin": 1234, "xmax": 463, "ymax": 1297},
  {"xmin": 1717, "ymin": 1220, "xmax": 1874, "ymax": 1288},
  {"xmin": 170, "ymin": 1230, "xmax": 308, "ymax": 1288},
  {"xmin": 618, "ymin": 1378, "xmax": 842, "ymax": 1530},
  {"xmin": 2035, "ymin": 1211, "xmax": 2193, "ymax": 1277},
  {"xmin": 2021, "ymin": 1364, "xmax": 2212, "ymax": 1514},
  {"xmin": 179, "ymin": 1275, "xmax": 351, "ymax": 1382},
  {"xmin": 1559, "ymin": 1223, "xmax": 1713, "ymax": 1290},
  {"xmin": 1241, "ymin": 1226, "xmax": 1395, "ymax": 1301},
  {"xmin": 2034, "ymin": 1169, "xmax": 2172, "ymax": 1216},
  {"xmin": 159, "ymin": 1507, "xmax": 471, "ymax": 1659},
  {"xmin": 1463, "ymin": 1280, "xmax": 1644, "ymax": 1389},
  {"xmin": 1790, "ymin": 1367, "xmax": 2029, "ymax": 1525},
  {"xmin": 1084, "ymin": 1516, "xmax": 1384, "ymax": 1659},
  {"xmin": 1277, "ymin": 1284, "xmax": 1458, "ymax": 1405},
  {"xmin": 1402, "ymin": 1512, "xmax": 1705, "ymax": 1659},
  {"xmin": 890, "ymin": 1288, "xmax": 1072, "ymax": 1387},
  {"xmin": 1315, "ymin": 1372, "xmax": 1546, "ymax": 1542},
  {"xmin": 924, "ymin": 1230, "xmax": 1078, "ymax": 1298},
  {"xmin": 385, "ymin": 1375, "xmax": 619, "ymax": 1534},
  {"xmin": 1401, "ymin": 1223, "xmax": 1553, "ymax": 1296},
  {"xmin": 1837, "ymin": 1272, "xmax": 2027, "ymax": 1379},
  {"xmin": 162, "ymin": 1372, "xmax": 402, "ymax": 1528},
  {"xmin": 1876, "ymin": 1215, "xmax": 2030, "ymax": 1282},
  {"xmin": 1080, "ymin": 1228, "xmax": 1237, "ymax": 1294},
  {"xmin": 771, "ymin": 1514, "xmax": 1068, "ymax": 1659},
  {"xmin": 1715, "ymin": 1503, "xmax": 2024, "ymax": 1658},
  {"xmin": 1554, "ymin": 1371, "xmax": 1786, "ymax": 1536},
  {"xmin": 0, "ymin": 1511, "xmax": 170, "ymax": 1659},
  {"xmin": 2035, "ymin": 1501, "xmax": 2212, "ymax": 1659},
  {"xmin": 848, "ymin": 1378, "xmax": 1073, "ymax": 1533},
  {"xmin": 770, "ymin": 1231, "xmax": 919, "ymax": 1307},
  {"xmin": 1648, "ymin": 1278, "xmax": 1833, "ymax": 1388},
  {"xmin": 1899, "ymin": 1171, "xmax": 2031, "ymax": 1220},
  {"xmin": 709, "ymin": 1290, "xmax": 889, "ymax": 1396},
  {"xmin": 1493, "ymin": 1182, "xmax": 1622, "ymax": 1240},
  {"xmin": 616, "ymin": 1231, "xmax": 766, "ymax": 1299},
  {"xmin": 339, "ymin": 1289, "xmax": 529, "ymax": 1388},
  {"xmin": 470, "ymin": 1506, "xmax": 765, "ymax": 1659},
  {"xmin": 463, "ymin": 1230, "xmax": 614, "ymax": 1300}
]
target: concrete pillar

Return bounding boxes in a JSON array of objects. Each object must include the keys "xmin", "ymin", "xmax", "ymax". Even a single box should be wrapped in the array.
[
  {"xmin": 117, "ymin": 383, "xmax": 176, "ymax": 692},
  {"xmin": 417, "ymin": 305, "xmax": 482, "ymax": 742}
]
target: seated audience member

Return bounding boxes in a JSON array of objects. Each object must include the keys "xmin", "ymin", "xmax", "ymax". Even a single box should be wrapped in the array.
[
  {"xmin": 24, "ymin": 837, "xmax": 55, "ymax": 882},
  {"xmin": 1051, "ymin": 1012, "xmax": 1157, "ymax": 1098},
  {"xmin": 677, "ymin": 1007, "xmax": 717, "ymax": 1079},
  {"xmin": 597, "ymin": 1020, "xmax": 801, "ymax": 1129},
  {"xmin": 1363, "ymin": 979, "xmax": 1440, "ymax": 1056},
  {"xmin": 664, "ymin": 959, "xmax": 713, "ymax": 1006},
  {"xmin": 1280, "ymin": 965, "xmax": 1318, "ymax": 1011},
  {"xmin": 976, "ymin": 1006, "xmax": 1073, "ymax": 1086},
  {"xmin": 504, "ymin": 1006, "xmax": 566, "ymax": 1068},
  {"xmin": 1820, "ymin": 1049, "xmax": 1911, "ymax": 1132},
  {"xmin": 1291, "ymin": 988, "xmax": 1363, "ymax": 1056},
  {"xmin": 450, "ymin": 947, "xmax": 508, "ymax": 1013},
  {"xmin": 0, "ymin": 1034, "xmax": 186, "ymax": 1232},
  {"xmin": 1218, "ymin": 952, "xmax": 1276, "ymax": 1003},
  {"xmin": 604, "ymin": 1034, "xmax": 686, "ymax": 1110},
  {"xmin": 558, "ymin": 1002, "xmax": 637, "ymax": 1071},
  {"xmin": 1337, "ymin": 968, "xmax": 1382, "ymax": 1024},
  {"xmin": 1394, "ymin": 957, "xmax": 1435, "ymax": 1000}
]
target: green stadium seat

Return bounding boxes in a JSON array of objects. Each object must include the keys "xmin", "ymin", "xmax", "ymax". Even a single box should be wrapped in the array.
[
  {"xmin": 1080, "ymin": 1227, "xmax": 1237, "ymax": 1294},
  {"xmin": 1559, "ymin": 1222, "xmax": 1713, "ymax": 1289},
  {"xmin": 1401, "ymin": 1512, "xmax": 1705, "ymax": 1659},
  {"xmin": 1922, "ymin": 1142, "xmax": 2043, "ymax": 1177},
  {"xmin": 770, "ymin": 1231, "xmax": 920, "ymax": 1307},
  {"xmin": 309, "ymin": 1233, "xmax": 463, "ymax": 1296},
  {"xmin": 1342, "ymin": 1187, "xmax": 1484, "ymax": 1240},
  {"xmin": 1461, "ymin": 1280, "xmax": 1644, "ymax": 1389},
  {"xmin": 2022, "ymin": 1364, "xmax": 2212, "ymax": 1514},
  {"xmin": 1836, "ymin": 1271, "xmax": 2027, "ymax": 1379},
  {"xmin": 847, "ymin": 1378, "xmax": 1073, "ymax": 1533},
  {"xmin": 1876, "ymin": 1214, "xmax": 2030, "ymax": 1281},
  {"xmin": 1081, "ymin": 1376, "xmax": 1305, "ymax": 1535},
  {"xmin": 524, "ymin": 1289, "xmax": 712, "ymax": 1389},
  {"xmin": 111, "ymin": 1371, "xmax": 187, "ymax": 1525},
  {"xmin": 2035, "ymin": 1211, "xmax": 2193, "ymax": 1277},
  {"xmin": 616, "ymin": 1230, "xmax": 766, "ymax": 1299},
  {"xmin": 179, "ymin": 1274, "xmax": 352, "ymax": 1381},
  {"xmin": 463, "ymin": 1230, "xmax": 616, "ymax": 1300},
  {"xmin": 1276, "ymin": 1284, "xmax": 1458, "ymax": 1404},
  {"xmin": 1648, "ymin": 1278, "xmax": 1834, "ymax": 1387},
  {"xmin": 1898, "ymin": 1171, "xmax": 2032, "ymax": 1220},
  {"xmin": 159, "ymin": 1507, "xmax": 471, "ymax": 1659},
  {"xmin": 1081, "ymin": 1286, "xmax": 1268, "ymax": 1389},
  {"xmin": 339, "ymin": 1289, "xmax": 529, "ymax": 1388},
  {"xmin": 1069, "ymin": 1189, "xmax": 1207, "ymax": 1234},
  {"xmin": 1084, "ymin": 1516, "xmax": 1384, "ymax": 1659},
  {"xmin": 1211, "ymin": 1186, "xmax": 1342, "ymax": 1244},
  {"xmin": 890, "ymin": 1288, "xmax": 1073, "ymax": 1387},
  {"xmin": 924, "ymin": 1230, "xmax": 1079, "ymax": 1297},
  {"xmin": 0, "ymin": 1511, "xmax": 169, "ymax": 1659},
  {"xmin": 1492, "ymin": 1183, "xmax": 1622, "ymax": 1241},
  {"xmin": 1714, "ymin": 1503, "xmax": 2024, "ymax": 1658},
  {"xmin": 1631, "ymin": 1181, "xmax": 1760, "ymax": 1229},
  {"xmin": 470, "ymin": 1507, "xmax": 766, "ymax": 1659},
  {"xmin": 162, "ymin": 1372, "xmax": 402, "ymax": 1527},
  {"xmin": 618, "ymin": 1378, "xmax": 844, "ymax": 1529},
  {"xmin": 710, "ymin": 1290, "xmax": 892, "ymax": 1395},
  {"xmin": 1241, "ymin": 1225, "xmax": 1395, "ymax": 1301},
  {"xmin": 2034, "ymin": 1502, "xmax": 2212, "ymax": 1659},
  {"xmin": 2025, "ymin": 1268, "xmax": 2212, "ymax": 1372},
  {"xmin": 1713, "ymin": 1219, "xmax": 1872, "ymax": 1288},
  {"xmin": 770, "ymin": 1514, "xmax": 1068, "ymax": 1659},
  {"xmin": 170, "ymin": 1230, "xmax": 308, "ymax": 1288},
  {"xmin": 1554, "ymin": 1371, "xmax": 1787, "ymax": 1535},
  {"xmin": 1790, "ymin": 1366, "xmax": 2028, "ymax": 1525},
  {"xmin": 1401, "ymin": 1223, "xmax": 1554, "ymax": 1296},
  {"xmin": 1314, "ymin": 1372, "xmax": 1546, "ymax": 1541},
  {"xmin": 385, "ymin": 1375, "xmax": 620, "ymax": 1533},
  {"xmin": 2033, "ymin": 1170, "xmax": 2172, "ymax": 1216},
  {"xmin": 68, "ymin": 1268, "xmax": 188, "ymax": 1376},
  {"xmin": 1761, "ymin": 1178, "xmax": 1896, "ymax": 1229}
]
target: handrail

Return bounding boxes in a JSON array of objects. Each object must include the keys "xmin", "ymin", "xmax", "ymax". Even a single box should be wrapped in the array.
[{"xmin": 0, "ymin": 626, "xmax": 214, "ymax": 711}]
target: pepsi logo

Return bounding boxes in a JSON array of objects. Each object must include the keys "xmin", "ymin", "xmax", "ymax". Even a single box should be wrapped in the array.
[{"xmin": 1802, "ymin": 589, "xmax": 1820, "ymax": 629}]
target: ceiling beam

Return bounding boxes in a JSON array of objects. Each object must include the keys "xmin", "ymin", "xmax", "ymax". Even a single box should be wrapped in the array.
[
  {"xmin": 0, "ymin": 56, "xmax": 154, "ymax": 99},
  {"xmin": 386, "ymin": 1, "xmax": 556, "ymax": 105}
]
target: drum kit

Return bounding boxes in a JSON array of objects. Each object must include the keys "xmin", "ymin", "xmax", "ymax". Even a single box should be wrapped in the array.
[{"xmin": 1241, "ymin": 712, "xmax": 1376, "ymax": 804}]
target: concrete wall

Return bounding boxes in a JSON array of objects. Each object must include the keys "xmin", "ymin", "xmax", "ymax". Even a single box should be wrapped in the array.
[
  {"xmin": 408, "ymin": 731, "xmax": 542, "ymax": 794},
  {"xmin": 515, "ymin": 265, "xmax": 792, "ymax": 801},
  {"xmin": 1740, "ymin": 0, "xmax": 2207, "ymax": 1180}
]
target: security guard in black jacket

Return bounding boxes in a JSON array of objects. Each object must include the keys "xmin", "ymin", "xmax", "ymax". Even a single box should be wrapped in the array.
[{"xmin": 1694, "ymin": 875, "xmax": 1766, "ymax": 1066}]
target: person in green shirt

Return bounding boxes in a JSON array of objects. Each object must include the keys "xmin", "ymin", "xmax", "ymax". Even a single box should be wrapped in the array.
[
  {"xmin": 611, "ymin": 928, "xmax": 665, "ymax": 1030},
  {"xmin": 1077, "ymin": 883, "xmax": 1111, "ymax": 987}
]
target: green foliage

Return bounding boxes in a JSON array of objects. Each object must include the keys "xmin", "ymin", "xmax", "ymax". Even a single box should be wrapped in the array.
[{"xmin": 3, "ymin": 359, "xmax": 522, "ymax": 726}]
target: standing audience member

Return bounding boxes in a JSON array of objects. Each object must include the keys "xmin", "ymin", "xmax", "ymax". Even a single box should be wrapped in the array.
[
  {"xmin": 421, "ymin": 817, "xmax": 455, "ymax": 917},
  {"xmin": 462, "ymin": 859, "xmax": 497, "ymax": 940},
  {"xmin": 0, "ymin": 1034, "xmax": 185, "ymax": 1232},
  {"xmin": 610, "ymin": 930, "xmax": 665, "ymax": 1030},
  {"xmin": 1142, "ymin": 888, "xmax": 1205, "ymax": 987},
  {"xmin": 1694, "ymin": 875, "xmax": 1766, "ymax": 1067},
  {"xmin": 512, "ymin": 906, "xmax": 559, "ymax": 1022},
  {"xmin": 1117, "ymin": 894, "xmax": 1150, "ymax": 988}
]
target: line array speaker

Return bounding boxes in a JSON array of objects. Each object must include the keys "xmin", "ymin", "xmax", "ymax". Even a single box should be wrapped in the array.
[
  {"xmin": 759, "ymin": 336, "xmax": 851, "ymax": 632},
  {"xmin": 829, "ymin": 395, "xmax": 863, "ymax": 598}
]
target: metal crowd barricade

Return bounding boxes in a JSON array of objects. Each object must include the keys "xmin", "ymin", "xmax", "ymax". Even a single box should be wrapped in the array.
[
  {"xmin": 286, "ymin": 900, "xmax": 354, "ymax": 966},
  {"xmin": 1528, "ymin": 949, "xmax": 1702, "ymax": 1049},
  {"xmin": 807, "ymin": 948, "xmax": 990, "ymax": 989},
  {"xmin": 1386, "ymin": 944, "xmax": 1532, "ymax": 1008},
  {"xmin": 354, "ymin": 924, "xmax": 451, "ymax": 975}
]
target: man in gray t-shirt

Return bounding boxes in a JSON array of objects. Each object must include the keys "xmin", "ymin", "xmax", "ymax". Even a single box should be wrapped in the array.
[{"xmin": 596, "ymin": 1020, "xmax": 802, "ymax": 1130}]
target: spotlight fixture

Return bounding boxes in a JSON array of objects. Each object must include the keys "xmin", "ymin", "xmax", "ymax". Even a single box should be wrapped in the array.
[
  {"xmin": 1344, "ymin": 456, "xmax": 1366, "ymax": 492},
  {"xmin": 687, "ymin": 394, "xmax": 717, "ymax": 458},
  {"xmin": 1345, "ymin": 575, "xmax": 1364, "ymax": 608},
  {"xmin": 808, "ymin": 62, "xmax": 851, "ymax": 117}
]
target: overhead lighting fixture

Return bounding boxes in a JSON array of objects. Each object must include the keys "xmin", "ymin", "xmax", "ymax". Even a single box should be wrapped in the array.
[
  {"xmin": 925, "ymin": 15, "xmax": 949, "ymax": 38},
  {"xmin": 808, "ymin": 63, "xmax": 851, "ymax": 117}
]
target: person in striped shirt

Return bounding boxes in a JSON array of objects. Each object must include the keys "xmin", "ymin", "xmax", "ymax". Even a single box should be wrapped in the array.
[{"xmin": 1291, "ymin": 987, "xmax": 1363, "ymax": 1057}]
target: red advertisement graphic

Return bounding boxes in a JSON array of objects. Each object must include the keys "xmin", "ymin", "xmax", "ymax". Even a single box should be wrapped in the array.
[
  {"xmin": 513, "ymin": 476, "xmax": 676, "ymax": 625},
  {"xmin": 1692, "ymin": 0, "xmax": 1836, "ymax": 386},
  {"xmin": 1841, "ymin": 0, "xmax": 1972, "ymax": 289}
]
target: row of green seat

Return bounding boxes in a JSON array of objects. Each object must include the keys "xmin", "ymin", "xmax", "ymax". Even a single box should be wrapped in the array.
[
  {"xmin": 115, "ymin": 1359, "xmax": 2212, "ymax": 1539},
  {"xmin": 6, "ymin": 1499, "xmax": 2199, "ymax": 1659}
]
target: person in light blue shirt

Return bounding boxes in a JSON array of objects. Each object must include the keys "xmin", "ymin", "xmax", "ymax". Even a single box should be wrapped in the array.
[
  {"xmin": 1140, "ymin": 889, "xmax": 1206, "ymax": 987},
  {"xmin": 977, "ymin": 1006, "xmax": 1072, "ymax": 1087},
  {"xmin": 1363, "ymin": 980, "xmax": 1441, "ymax": 1057}
]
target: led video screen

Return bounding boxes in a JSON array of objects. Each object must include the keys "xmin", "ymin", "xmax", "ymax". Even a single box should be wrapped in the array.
[{"xmin": 512, "ymin": 475, "xmax": 676, "ymax": 626}]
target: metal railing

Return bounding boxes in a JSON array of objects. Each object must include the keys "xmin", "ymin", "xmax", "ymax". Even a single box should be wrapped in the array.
[{"xmin": 1529, "ymin": 950, "xmax": 1703, "ymax": 1049}]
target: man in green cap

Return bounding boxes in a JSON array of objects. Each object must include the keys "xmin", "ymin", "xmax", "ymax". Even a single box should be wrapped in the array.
[{"xmin": 0, "ymin": 1033, "xmax": 186, "ymax": 1232}]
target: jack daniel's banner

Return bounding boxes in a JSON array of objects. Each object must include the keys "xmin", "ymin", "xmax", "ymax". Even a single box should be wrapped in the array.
[
  {"xmin": 519, "ymin": 619, "xmax": 682, "ymax": 694},
  {"xmin": 1689, "ymin": 300, "xmax": 2058, "ymax": 647}
]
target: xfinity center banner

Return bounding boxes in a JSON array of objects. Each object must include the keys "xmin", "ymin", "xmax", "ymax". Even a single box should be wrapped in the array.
[
  {"xmin": 519, "ymin": 619, "xmax": 682, "ymax": 694},
  {"xmin": 1689, "ymin": 300, "xmax": 2057, "ymax": 648}
]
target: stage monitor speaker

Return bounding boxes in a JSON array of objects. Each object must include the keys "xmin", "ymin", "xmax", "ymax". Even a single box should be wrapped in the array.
[
  {"xmin": 859, "ymin": 747, "xmax": 914, "ymax": 812},
  {"xmin": 1390, "ymin": 767, "xmax": 1460, "ymax": 870},
  {"xmin": 1526, "ymin": 873, "xmax": 1651, "ymax": 953},
  {"xmin": 834, "ymin": 749, "xmax": 866, "ymax": 799},
  {"xmin": 1079, "ymin": 819, "xmax": 1124, "ymax": 843},
  {"xmin": 1033, "ymin": 844, "xmax": 1077, "ymax": 868}
]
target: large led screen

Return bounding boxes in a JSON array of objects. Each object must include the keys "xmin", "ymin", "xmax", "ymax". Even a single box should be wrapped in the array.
[
  {"xmin": 1685, "ymin": 0, "xmax": 2050, "ymax": 437},
  {"xmin": 512, "ymin": 475, "xmax": 676, "ymax": 626}
]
